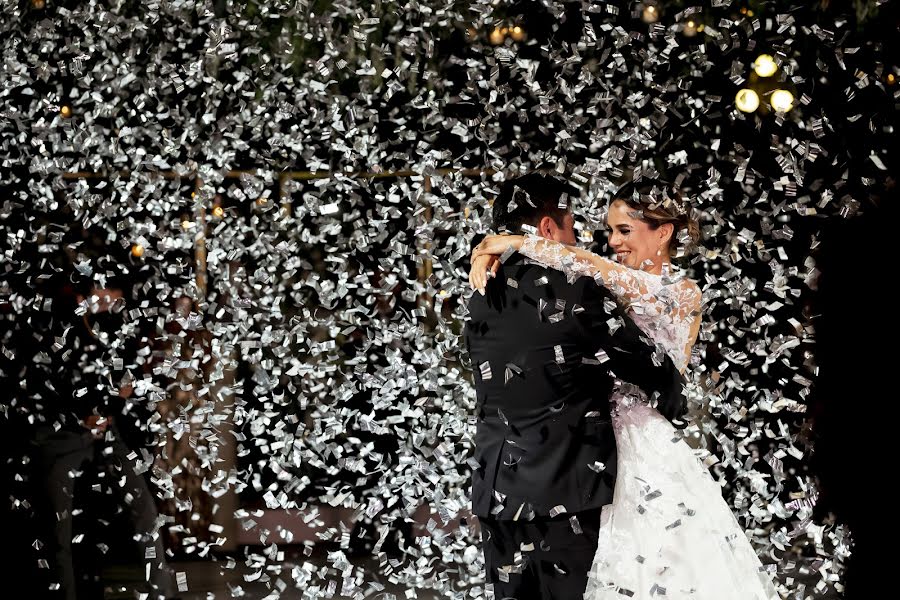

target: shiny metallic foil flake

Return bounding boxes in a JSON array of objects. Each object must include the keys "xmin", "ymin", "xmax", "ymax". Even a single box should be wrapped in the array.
[
  {"xmin": 554, "ymin": 345, "xmax": 565, "ymax": 364},
  {"xmin": 588, "ymin": 461, "xmax": 606, "ymax": 473},
  {"xmin": 569, "ymin": 515, "xmax": 583, "ymax": 534},
  {"xmin": 480, "ymin": 361, "xmax": 493, "ymax": 381}
]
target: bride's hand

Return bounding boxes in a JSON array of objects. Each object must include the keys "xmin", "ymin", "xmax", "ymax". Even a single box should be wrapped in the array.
[
  {"xmin": 468, "ymin": 235, "xmax": 522, "ymax": 295},
  {"xmin": 471, "ymin": 234, "xmax": 524, "ymax": 261},
  {"xmin": 469, "ymin": 254, "xmax": 501, "ymax": 295}
]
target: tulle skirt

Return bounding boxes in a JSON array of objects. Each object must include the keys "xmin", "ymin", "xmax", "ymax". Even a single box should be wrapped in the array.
[{"xmin": 584, "ymin": 401, "xmax": 780, "ymax": 600}]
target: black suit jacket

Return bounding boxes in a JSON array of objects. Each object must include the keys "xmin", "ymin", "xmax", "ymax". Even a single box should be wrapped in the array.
[{"xmin": 464, "ymin": 254, "xmax": 685, "ymax": 519}]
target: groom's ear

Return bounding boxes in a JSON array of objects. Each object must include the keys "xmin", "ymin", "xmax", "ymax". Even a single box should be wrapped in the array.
[{"xmin": 537, "ymin": 216, "xmax": 555, "ymax": 239}]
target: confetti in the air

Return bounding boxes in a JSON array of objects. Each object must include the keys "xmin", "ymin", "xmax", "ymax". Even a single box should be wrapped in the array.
[{"xmin": 1, "ymin": 0, "xmax": 896, "ymax": 597}]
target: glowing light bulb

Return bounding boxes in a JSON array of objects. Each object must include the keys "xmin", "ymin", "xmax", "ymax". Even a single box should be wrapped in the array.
[
  {"xmin": 735, "ymin": 88, "xmax": 760, "ymax": 113},
  {"xmin": 753, "ymin": 54, "xmax": 778, "ymax": 78},
  {"xmin": 770, "ymin": 89, "xmax": 795, "ymax": 113}
]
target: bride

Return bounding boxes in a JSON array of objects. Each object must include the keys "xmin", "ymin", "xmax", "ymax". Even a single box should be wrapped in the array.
[{"xmin": 469, "ymin": 182, "xmax": 780, "ymax": 600}]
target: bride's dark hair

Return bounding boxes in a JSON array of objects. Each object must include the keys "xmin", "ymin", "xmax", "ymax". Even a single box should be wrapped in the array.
[{"xmin": 613, "ymin": 180, "xmax": 701, "ymax": 258}]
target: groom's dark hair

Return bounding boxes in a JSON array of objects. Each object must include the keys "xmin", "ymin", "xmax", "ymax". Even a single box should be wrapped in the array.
[{"xmin": 492, "ymin": 173, "xmax": 577, "ymax": 233}]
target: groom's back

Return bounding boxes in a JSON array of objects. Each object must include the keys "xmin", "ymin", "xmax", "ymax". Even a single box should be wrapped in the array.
[
  {"xmin": 465, "ymin": 257, "xmax": 618, "ymax": 519},
  {"xmin": 466, "ymin": 259, "xmax": 612, "ymax": 416}
]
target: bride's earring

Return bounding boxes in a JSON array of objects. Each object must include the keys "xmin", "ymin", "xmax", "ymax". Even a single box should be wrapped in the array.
[{"xmin": 656, "ymin": 248, "xmax": 662, "ymax": 257}]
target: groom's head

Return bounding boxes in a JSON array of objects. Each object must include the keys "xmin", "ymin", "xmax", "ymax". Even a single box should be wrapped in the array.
[{"xmin": 493, "ymin": 174, "xmax": 578, "ymax": 244}]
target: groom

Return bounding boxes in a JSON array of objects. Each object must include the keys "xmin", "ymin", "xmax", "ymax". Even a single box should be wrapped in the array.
[{"xmin": 465, "ymin": 174, "xmax": 686, "ymax": 599}]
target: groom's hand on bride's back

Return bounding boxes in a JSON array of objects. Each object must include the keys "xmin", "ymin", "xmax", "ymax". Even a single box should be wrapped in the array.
[
  {"xmin": 652, "ymin": 373, "xmax": 688, "ymax": 424},
  {"xmin": 576, "ymin": 276, "xmax": 686, "ymax": 422}
]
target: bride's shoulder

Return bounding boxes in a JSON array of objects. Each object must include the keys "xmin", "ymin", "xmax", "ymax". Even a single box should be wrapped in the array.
[
  {"xmin": 670, "ymin": 273, "xmax": 701, "ymax": 304},
  {"xmin": 675, "ymin": 276, "xmax": 700, "ymax": 293}
]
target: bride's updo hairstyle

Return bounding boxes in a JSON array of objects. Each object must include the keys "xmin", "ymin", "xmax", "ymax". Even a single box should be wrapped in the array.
[{"xmin": 612, "ymin": 180, "xmax": 701, "ymax": 259}]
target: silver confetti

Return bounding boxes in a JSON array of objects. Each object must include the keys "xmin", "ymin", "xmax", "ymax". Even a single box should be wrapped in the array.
[{"xmin": 479, "ymin": 361, "xmax": 493, "ymax": 381}]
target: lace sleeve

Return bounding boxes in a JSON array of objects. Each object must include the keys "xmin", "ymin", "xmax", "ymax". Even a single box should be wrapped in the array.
[
  {"xmin": 519, "ymin": 234, "xmax": 654, "ymax": 306},
  {"xmin": 519, "ymin": 235, "xmax": 702, "ymax": 371},
  {"xmin": 633, "ymin": 278, "xmax": 701, "ymax": 372}
]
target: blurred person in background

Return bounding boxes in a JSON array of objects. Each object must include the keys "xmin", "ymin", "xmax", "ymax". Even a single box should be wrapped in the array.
[{"xmin": 17, "ymin": 251, "xmax": 178, "ymax": 600}]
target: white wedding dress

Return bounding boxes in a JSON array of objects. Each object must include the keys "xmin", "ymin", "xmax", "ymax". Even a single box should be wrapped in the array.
[{"xmin": 519, "ymin": 235, "xmax": 780, "ymax": 600}]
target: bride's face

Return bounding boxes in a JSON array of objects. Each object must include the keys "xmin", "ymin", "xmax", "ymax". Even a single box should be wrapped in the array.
[{"xmin": 607, "ymin": 200, "xmax": 659, "ymax": 270}]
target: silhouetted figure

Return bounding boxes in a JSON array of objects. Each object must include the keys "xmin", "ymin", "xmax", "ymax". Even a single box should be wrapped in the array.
[
  {"xmin": 810, "ymin": 191, "xmax": 894, "ymax": 598},
  {"xmin": 19, "ymin": 265, "xmax": 177, "ymax": 600}
]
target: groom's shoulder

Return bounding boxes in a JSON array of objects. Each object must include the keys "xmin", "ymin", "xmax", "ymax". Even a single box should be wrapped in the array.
[
  {"xmin": 509, "ymin": 260, "xmax": 600, "ymax": 296},
  {"xmin": 505, "ymin": 259, "xmax": 570, "ymax": 290},
  {"xmin": 563, "ymin": 270, "xmax": 615, "ymax": 307},
  {"xmin": 481, "ymin": 258, "xmax": 604, "ymax": 304}
]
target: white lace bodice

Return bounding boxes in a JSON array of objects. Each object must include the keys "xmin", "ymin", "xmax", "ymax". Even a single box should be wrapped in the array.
[{"xmin": 520, "ymin": 234, "xmax": 700, "ymax": 372}]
